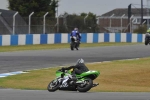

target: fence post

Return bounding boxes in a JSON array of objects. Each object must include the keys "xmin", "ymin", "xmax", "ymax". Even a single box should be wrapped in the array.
[
  {"xmin": 110, "ymin": 14, "xmax": 114, "ymax": 32},
  {"xmin": 57, "ymin": 16, "xmax": 59, "ymax": 33},
  {"xmin": 147, "ymin": 0, "xmax": 150, "ymax": 29},
  {"xmin": 43, "ymin": 12, "xmax": 49, "ymax": 34},
  {"xmin": 13, "ymin": 12, "xmax": 18, "ymax": 35},
  {"xmin": 130, "ymin": 15, "xmax": 134, "ymax": 33},
  {"xmin": 63, "ymin": 13, "xmax": 68, "ymax": 31},
  {"xmin": 121, "ymin": 14, "xmax": 125, "ymax": 33},
  {"xmin": 132, "ymin": 18, "xmax": 136, "ymax": 33},
  {"xmin": 28, "ymin": 12, "xmax": 34, "ymax": 34},
  {"xmin": 142, "ymin": 20, "xmax": 146, "ymax": 25},
  {"xmin": 56, "ymin": 0, "xmax": 59, "ymax": 33},
  {"xmin": 84, "ymin": 14, "xmax": 89, "ymax": 25}
]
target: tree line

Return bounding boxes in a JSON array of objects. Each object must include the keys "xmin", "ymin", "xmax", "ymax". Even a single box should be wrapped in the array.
[
  {"xmin": 8, "ymin": 0, "xmax": 146, "ymax": 33},
  {"xmin": 7, "ymin": 0, "xmax": 99, "ymax": 33}
]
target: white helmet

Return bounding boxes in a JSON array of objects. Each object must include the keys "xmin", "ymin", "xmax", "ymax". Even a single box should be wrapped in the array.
[
  {"xmin": 74, "ymin": 28, "xmax": 78, "ymax": 31},
  {"xmin": 76, "ymin": 58, "xmax": 84, "ymax": 65}
]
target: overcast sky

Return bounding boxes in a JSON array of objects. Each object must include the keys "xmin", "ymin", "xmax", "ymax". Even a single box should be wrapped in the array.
[{"xmin": 0, "ymin": 0, "xmax": 149, "ymax": 16}]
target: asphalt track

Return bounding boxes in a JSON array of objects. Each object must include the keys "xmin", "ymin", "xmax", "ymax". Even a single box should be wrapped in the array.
[
  {"xmin": 0, "ymin": 89, "xmax": 150, "ymax": 100},
  {"xmin": 0, "ymin": 44, "xmax": 150, "ymax": 100},
  {"xmin": 1, "ymin": 44, "xmax": 150, "ymax": 73}
]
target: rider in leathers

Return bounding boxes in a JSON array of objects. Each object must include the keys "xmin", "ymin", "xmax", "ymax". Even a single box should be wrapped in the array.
[
  {"xmin": 146, "ymin": 28, "xmax": 150, "ymax": 38},
  {"xmin": 61, "ymin": 59, "xmax": 89, "ymax": 83},
  {"xmin": 70, "ymin": 28, "xmax": 81, "ymax": 47}
]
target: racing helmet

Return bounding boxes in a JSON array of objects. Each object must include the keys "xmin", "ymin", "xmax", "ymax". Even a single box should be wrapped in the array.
[
  {"xmin": 76, "ymin": 58, "xmax": 84, "ymax": 65},
  {"xmin": 74, "ymin": 27, "xmax": 78, "ymax": 31}
]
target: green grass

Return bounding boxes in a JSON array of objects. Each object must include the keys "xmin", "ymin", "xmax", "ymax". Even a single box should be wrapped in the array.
[
  {"xmin": 0, "ymin": 42, "xmax": 141, "ymax": 52},
  {"xmin": 0, "ymin": 57, "xmax": 150, "ymax": 92}
]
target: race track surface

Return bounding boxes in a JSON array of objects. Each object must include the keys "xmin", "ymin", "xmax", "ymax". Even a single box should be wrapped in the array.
[
  {"xmin": 0, "ymin": 89, "xmax": 150, "ymax": 100},
  {"xmin": 0, "ymin": 44, "xmax": 150, "ymax": 73},
  {"xmin": 0, "ymin": 44, "xmax": 150, "ymax": 100}
]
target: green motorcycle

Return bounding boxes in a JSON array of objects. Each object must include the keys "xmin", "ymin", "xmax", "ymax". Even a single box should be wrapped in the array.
[
  {"xmin": 47, "ymin": 59, "xmax": 100, "ymax": 92},
  {"xmin": 145, "ymin": 33, "xmax": 150, "ymax": 45}
]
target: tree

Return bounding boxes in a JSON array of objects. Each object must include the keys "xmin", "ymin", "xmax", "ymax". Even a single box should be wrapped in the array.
[
  {"xmin": 7, "ymin": 0, "xmax": 58, "ymax": 17},
  {"xmin": 133, "ymin": 25, "xmax": 147, "ymax": 34},
  {"xmin": 58, "ymin": 12, "xmax": 99, "ymax": 33},
  {"xmin": 84, "ymin": 12, "xmax": 97, "ymax": 32}
]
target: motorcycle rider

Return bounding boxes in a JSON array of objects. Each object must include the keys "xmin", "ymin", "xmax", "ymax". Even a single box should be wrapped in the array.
[
  {"xmin": 147, "ymin": 28, "xmax": 150, "ymax": 33},
  {"xmin": 61, "ymin": 58, "xmax": 89, "ymax": 84},
  {"xmin": 146, "ymin": 28, "xmax": 150, "ymax": 38},
  {"xmin": 70, "ymin": 28, "xmax": 81, "ymax": 47}
]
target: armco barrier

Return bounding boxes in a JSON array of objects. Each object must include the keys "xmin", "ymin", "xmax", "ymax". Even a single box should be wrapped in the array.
[{"xmin": 0, "ymin": 33, "xmax": 145, "ymax": 46}]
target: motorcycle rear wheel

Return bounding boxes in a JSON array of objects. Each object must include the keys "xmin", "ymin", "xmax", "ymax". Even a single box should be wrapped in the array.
[
  {"xmin": 77, "ymin": 78, "xmax": 93, "ymax": 92},
  {"xmin": 71, "ymin": 45, "xmax": 74, "ymax": 50}
]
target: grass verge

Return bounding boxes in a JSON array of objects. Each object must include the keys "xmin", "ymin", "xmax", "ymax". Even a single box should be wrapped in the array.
[
  {"xmin": 0, "ymin": 57, "xmax": 150, "ymax": 92},
  {"xmin": 0, "ymin": 42, "xmax": 141, "ymax": 52}
]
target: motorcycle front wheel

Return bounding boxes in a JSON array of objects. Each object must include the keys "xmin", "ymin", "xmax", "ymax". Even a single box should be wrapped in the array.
[
  {"xmin": 77, "ymin": 78, "xmax": 93, "ymax": 92},
  {"xmin": 47, "ymin": 79, "xmax": 60, "ymax": 92}
]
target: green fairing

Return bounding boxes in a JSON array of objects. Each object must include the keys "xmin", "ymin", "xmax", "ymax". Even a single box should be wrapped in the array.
[
  {"xmin": 147, "ymin": 29, "xmax": 150, "ymax": 32},
  {"xmin": 55, "ymin": 70, "xmax": 100, "ymax": 80},
  {"xmin": 56, "ymin": 71, "xmax": 63, "ymax": 77},
  {"xmin": 56, "ymin": 70, "xmax": 72, "ymax": 77},
  {"xmin": 77, "ymin": 70, "xmax": 100, "ymax": 77}
]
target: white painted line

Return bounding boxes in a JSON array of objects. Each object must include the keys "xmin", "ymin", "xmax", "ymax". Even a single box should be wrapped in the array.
[
  {"xmin": 0, "ymin": 71, "xmax": 28, "ymax": 78},
  {"xmin": 0, "ymin": 76, "xmax": 6, "ymax": 78},
  {"xmin": 87, "ymin": 58, "xmax": 140, "ymax": 65}
]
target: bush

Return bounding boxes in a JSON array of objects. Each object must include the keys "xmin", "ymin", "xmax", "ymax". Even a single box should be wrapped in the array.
[{"xmin": 133, "ymin": 25, "xmax": 147, "ymax": 34}]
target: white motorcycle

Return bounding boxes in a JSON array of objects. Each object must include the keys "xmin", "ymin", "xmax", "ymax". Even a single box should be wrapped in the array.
[{"xmin": 70, "ymin": 36, "xmax": 79, "ymax": 50}]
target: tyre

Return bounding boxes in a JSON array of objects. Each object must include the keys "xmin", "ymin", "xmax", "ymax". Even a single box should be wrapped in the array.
[
  {"xmin": 70, "ymin": 45, "xmax": 74, "ymax": 50},
  {"xmin": 145, "ymin": 38, "xmax": 149, "ymax": 45},
  {"xmin": 76, "ymin": 47, "xmax": 78, "ymax": 50},
  {"xmin": 75, "ymin": 43, "xmax": 78, "ymax": 50},
  {"xmin": 70, "ymin": 42, "xmax": 74, "ymax": 50},
  {"xmin": 77, "ymin": 78, "xmax": 93, "ymax": 92},
  {"xmin": 47, "ymin": 79, "xmax": 60, "ymax": 92}
]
